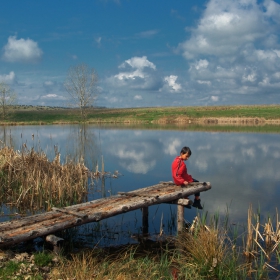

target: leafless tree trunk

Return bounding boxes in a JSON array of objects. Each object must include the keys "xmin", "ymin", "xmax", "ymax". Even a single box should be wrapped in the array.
[
  {"xmin": 64, "ymin": 64, "xmax": 98, "ymax": 122},
  {"xmin": 0, "ymin": 82, "xmax": 17, "ymax": 120}
]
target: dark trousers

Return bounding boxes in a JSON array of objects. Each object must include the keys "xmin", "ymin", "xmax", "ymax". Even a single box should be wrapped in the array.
[{"xmin": 192, "ymin": 178, "xmax": 200, "ymax": 197}]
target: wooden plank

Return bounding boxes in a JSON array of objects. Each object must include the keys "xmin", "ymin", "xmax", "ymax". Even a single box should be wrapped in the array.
[
  {"xmin": 118, "ymin": 191, "xmax": 159, "ymax": 198},
  {"xmin": 52, "ymin": 207, "xmax": 88, "ymax": 219}
]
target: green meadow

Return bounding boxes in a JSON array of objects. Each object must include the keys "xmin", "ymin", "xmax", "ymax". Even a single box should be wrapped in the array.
[{"xmin": 2, "ymin": 104, "xmax": 280, "ymax": 125}]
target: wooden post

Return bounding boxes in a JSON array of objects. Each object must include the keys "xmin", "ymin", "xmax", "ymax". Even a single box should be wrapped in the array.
[
  {"xmin": 177, "ymin": 205, "xmax": 184, "ymax": 234},
  {"xmin": 142, "ymin": 207, "xmax": 149, "ymax": 236},
  {"xmin": 46, "ymin": 234, "xmax": 64, "ymax": 254},
  {"xmin": 177, "ymin": 204, "xmax": 185, "ymax": 254}
]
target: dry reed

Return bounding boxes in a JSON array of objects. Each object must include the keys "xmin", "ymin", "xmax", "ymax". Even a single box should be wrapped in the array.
[
  {"xmin": 244, "ymin": 205, "xmax": 280, "ymax": 278},
  {"xmin": 176, "ymin": 215, "xmax": 233, "ymax": 279},
  {"xmin": 0, "ymin": 145, "xmax": 91, "ymax": 212}
]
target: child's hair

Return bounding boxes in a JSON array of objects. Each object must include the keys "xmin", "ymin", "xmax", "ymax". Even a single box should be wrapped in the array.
[{"xmin": 180, "ymin": 146, "xmax": 192, "ymax": 156}]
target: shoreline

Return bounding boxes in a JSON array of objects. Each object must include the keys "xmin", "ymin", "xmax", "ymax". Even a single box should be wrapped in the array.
[
  {"xmin": 153, "ymin": 117, "xmax": 280, "ymax": 125},
  {"xmin": 0, "ymin": 117, "xmax": 280, "ymax": 126}
]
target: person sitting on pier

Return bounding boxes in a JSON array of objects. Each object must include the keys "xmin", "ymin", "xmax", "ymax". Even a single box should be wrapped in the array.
[{"xmin": 171, "ymin": 146, "xmax": 203, "ymax": 209}]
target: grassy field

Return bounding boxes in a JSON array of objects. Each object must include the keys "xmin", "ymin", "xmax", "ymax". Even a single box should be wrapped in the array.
[{"xmin": 2, "ymin": 104, "xmax": 280, "ymax": 125}]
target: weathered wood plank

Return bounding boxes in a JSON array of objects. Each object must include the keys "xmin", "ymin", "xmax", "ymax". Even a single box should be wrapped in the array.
[
  {"xmin": 118, "ymin": 191, "xmax": 160, "ymax": 198},
  {"xmin": 52, "ymin": 207, "xmax": 88, "ymax": 219}
]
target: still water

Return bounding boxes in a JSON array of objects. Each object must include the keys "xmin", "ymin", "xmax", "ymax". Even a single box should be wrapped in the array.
[{"xmin": 0, "ymin": 124, "xmax": 279, "ymax": 247}]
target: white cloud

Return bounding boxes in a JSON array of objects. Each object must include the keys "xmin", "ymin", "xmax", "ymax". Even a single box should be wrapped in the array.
[
  {"xmin": 164, "ymin": 75, "xmax": 182, "ymax": 92},
  {"xmin": 175, "ymin": 0, "xmax": 280, "ymax": 103},
  {"xmin": 178, "ymin": 0, "xmax": 267, "ymax": 59},
  {"xmin": 2, "ymin": 36, "xmax": 43, "ymax": 63},
  {"xmin": 242, "ymin": 73, "xmax": 257, "ymax": 83},
  {"xmin": 194, "ymin": 59, "xmax": 209, "ymax": 70},
  {"xmin": 211, "ymin": 96, "xmax": 219, "ymax": 101},
  {"xmin": 41, "ymin": 94, "xmax": 66, "ymax": 101},
  {"xmin": 115, "ymin": 69, "xmax": 145, "ymax": 80},
  {"xmin": 0, "ymin": 71, "xmax": 16, "ymax": 83},
  {"xmin": 118, "ymin": 56, "xmax": 156, "ymax": 71},
  {"xmin": 135, "ymin": 29, "xmax": 159, "ymax": 38},
  {"xmin": 41, "ymin": 94, "xmax": 59, "ymax": 99},
  {"xmin": 197, "ymin": 80, "xmax": 211, "ymax": 86},
  {"xmin": 264, "ymin": 0, "xmax": 280, "ymax": 24},
  {"xmin": 255, "ymin": 49, "xmax": 280, "ymax": 61},
  {"xmin": 107, "ymin": 56, "xmax": 162, "ymax": 92},
  {"xmin": 134, "ymin": 95, "xmax": 142, "ymax": 100}
]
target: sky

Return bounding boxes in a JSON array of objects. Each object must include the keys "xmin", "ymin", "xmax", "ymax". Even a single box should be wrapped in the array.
[{"xmin": 1, "ymin": 0, "xmax": 280, "ymax": 108}]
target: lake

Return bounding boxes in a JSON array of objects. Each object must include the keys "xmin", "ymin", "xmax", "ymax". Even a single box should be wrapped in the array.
[{"xmin": 0, "ymin": 124, "xmax": 279, "ymax": 247}]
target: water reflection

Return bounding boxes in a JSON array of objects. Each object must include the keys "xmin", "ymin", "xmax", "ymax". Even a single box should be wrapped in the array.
[
  {"xmin": 0, "ymin": 125, "xmax": 279, "ymax": 246},
  {"xmin": 96, "ymin": 127, "xmax": 280, "ymax": 227}
]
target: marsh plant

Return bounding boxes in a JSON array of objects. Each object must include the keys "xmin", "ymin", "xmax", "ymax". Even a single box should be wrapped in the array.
[
  {"xmin": 174, "ymin": 208, "xmax": 280, "ymax": 279},
  {"xmin": 0, "ymin": 144, "xmax": 93, "ymax": 212},
  {"xmin": 243, "ymin": 205, "xmax": 280, "ymax": 279}
]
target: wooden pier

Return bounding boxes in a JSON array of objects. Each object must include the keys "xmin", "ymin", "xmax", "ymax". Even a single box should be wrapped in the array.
[{"xmin": 0, "ymin": 181, "xmax": 211, "ymax": 248}]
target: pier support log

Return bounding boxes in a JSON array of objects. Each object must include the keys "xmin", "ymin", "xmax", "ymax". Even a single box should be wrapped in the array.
[
  {"xmin": 177, "ymin": 205, "xmax": 184, "ymax": 234},
  {"xmin": 45, "ymin": 235, "xmax": 64, "ymax": 254},
  {"xmin": 141, "ymin": 207, "xmax": 149, "ymax": 236},
  {"xmin": 166, "ymin": 198, "xmax": 193, "ymax": 206}
]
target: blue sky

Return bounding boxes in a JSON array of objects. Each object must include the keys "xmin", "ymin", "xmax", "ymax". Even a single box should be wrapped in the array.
[{"xmin": 1, "ymin": 0, "xmax": 280, "ymax": 108}]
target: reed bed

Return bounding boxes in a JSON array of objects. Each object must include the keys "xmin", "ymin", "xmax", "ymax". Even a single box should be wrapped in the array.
[
  {"xmin": 0, "ymin": 145, "xmax": 92, "ymax": 212},
  {"xmin": 243, "ymin": 205, "xmax": 280, "ymax": 279}
]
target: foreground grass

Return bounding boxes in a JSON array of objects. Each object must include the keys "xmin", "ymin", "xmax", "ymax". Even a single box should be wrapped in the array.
[
  {"xmin": 1, "ymin": 208, "xmax": 279, "ymax": 279},
  {"xmin": 2, "ymin": 104, "xmax": 280, "ymax": 125}
]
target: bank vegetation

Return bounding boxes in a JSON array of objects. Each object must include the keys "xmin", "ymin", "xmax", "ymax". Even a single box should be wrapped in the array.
[{"xmin": 1, "ymin": 104, "xmax": 280, "ymax": 126}]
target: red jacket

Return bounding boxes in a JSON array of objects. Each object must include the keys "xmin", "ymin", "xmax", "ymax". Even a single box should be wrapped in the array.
[{"xmin": 171, "ymin": 156, "xmax": 193, "ymax": 185}]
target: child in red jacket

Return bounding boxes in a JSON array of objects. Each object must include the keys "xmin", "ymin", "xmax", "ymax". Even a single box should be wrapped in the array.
[{"xmin": 171, "ymin": 146, "xmax": 203, "ymax": 209}]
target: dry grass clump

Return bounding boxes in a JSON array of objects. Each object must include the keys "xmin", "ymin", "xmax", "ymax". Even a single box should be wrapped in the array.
[
  {"xmin": 175, "ymin": 215, "xmax": 242, "ymax": 279},
  {"xmin": 0, "ymin": 145, "xmax": 91, "ymax": 212},
  {"xmin": 244, "ymin": 205, "xmax": 280, "ymax": 279},
  {"xmin": 55, "ymin": 246, "xmax": 173, "ymax": 280},
  {"xmin": 175, "ymin": 209, "xmax": 280, "ymax": 279}
]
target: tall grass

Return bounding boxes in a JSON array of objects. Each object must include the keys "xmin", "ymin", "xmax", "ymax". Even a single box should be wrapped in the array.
[
  {"xmin": 0, "ymin": 144, "xmax": 91, "ymax": 212},
  {"xmin": 243, "ymin": 205, "xmax": 280, "ymax": 279}
]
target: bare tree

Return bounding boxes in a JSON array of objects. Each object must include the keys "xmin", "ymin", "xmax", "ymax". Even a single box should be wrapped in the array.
[
  {"xmin": 0, "ymin": 82, "xmax": 17, "ymax": 120},
  {"xmin": 64, "ymin": 64, "xmax": 98, "ymax": 121}
]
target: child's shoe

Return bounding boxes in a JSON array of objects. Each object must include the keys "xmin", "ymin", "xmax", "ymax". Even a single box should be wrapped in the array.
[{"xmin": 192, "ymin": 199, "xmax": 203, "ymax": 209}]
